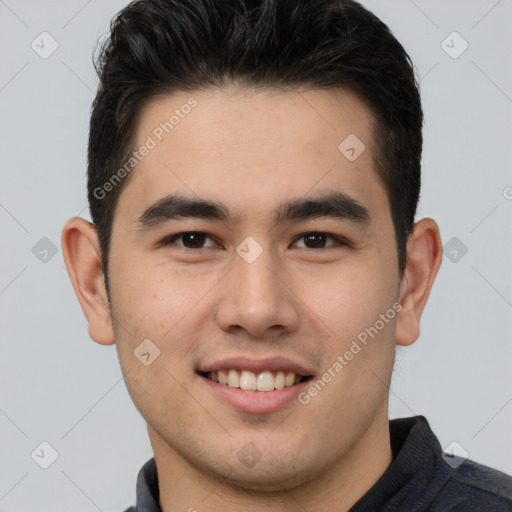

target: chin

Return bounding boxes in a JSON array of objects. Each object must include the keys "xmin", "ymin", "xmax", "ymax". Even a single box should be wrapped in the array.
[
  {"xmin": 221, "ymin": 466, "xmax": 317, "ymax": 493},
  {"xmin": 206, "ymin": 452, "xmax": 322, "ymax": 494}
]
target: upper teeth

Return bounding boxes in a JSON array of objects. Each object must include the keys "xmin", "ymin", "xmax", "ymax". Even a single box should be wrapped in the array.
[{"xmin": 209, "ymin": 369, "xmax": 301, "ymax": 392}]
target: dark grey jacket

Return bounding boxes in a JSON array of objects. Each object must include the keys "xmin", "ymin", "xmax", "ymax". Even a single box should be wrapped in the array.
[{"xmin": 123, "ymin": 415, "xmax": 512, "ymax": 511}]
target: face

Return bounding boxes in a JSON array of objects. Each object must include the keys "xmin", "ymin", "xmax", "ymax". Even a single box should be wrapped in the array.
[{"xmin": 107, "ymin": 86, "xmax": 401, "ymax": 490}]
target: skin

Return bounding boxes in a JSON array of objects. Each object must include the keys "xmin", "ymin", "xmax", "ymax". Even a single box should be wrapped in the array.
[{"xmin": 62, "ymin": 86, "xmax": 442, "ymax": 511}]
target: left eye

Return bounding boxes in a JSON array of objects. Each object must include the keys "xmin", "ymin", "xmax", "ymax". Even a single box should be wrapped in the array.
[
  {"xmin": 161, "ymin": 231, "xmax": 345, "ymax": 250},
  {"xmin": 293, "ymin": 232, "xmax": 343, "ymax": 249}
]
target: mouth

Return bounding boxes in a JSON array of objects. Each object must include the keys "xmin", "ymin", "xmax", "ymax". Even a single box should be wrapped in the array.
[
  {"xmin": 199, "ymin": 369, "xmax": 313, "ymax": 392},
  {"xmin": 197, "ymin": 357, "xmax": 316, "ymax": 413}
]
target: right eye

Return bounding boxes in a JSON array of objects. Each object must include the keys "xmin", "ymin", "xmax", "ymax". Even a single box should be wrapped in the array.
[{"xmin": 160, "ymin": 231, "xmax": 220, "ymax": 249}]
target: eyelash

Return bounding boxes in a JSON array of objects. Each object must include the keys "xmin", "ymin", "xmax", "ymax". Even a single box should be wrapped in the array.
[{"xmin": 160, "ymin": 231, "xmax": 350, "ymax": 250}]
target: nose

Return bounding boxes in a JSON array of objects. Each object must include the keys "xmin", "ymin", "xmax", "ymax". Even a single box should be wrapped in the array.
[{"xmin": 213, "ymin": 243, "xmax": 300, "ymax": 339}]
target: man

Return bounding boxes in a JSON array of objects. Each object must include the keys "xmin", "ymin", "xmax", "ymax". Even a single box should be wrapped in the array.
[{"xmin": 61, "ymin": 0, "xmax": 512, "ymax": 510}]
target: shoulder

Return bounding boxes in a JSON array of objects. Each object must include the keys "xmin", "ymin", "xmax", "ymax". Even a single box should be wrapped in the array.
[{"xmin": 431, "ymin": 458, "xmax": 512, "ymax": 511}]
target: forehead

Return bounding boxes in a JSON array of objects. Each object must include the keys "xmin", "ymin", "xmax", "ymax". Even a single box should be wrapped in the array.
[
  {"xmin": 135, "ymin": 85, "xmax": 375, "ymax": 156},
  {"xmin": 116, "ymin": 86, "xmax": 385, "ymax": 225}
]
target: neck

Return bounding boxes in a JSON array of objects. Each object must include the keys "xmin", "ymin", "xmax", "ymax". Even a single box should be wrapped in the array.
[{"xmin": 150, "ymin": 411, "xmax": 392, "ymax": 512}]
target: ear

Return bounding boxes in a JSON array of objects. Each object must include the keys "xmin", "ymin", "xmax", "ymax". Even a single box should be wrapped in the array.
[
  {"xmin": 395, "ymin": 218, "xmax": 442, "ymax": 347},
  {"xmin": 61, "ymin": 217, "xmax": 115, "ymax": 345}
]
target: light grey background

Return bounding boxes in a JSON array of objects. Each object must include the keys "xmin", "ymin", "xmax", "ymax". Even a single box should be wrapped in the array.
[{"xmin": 1, "ymin": 1, "xmax": 511, "ymax": 510}]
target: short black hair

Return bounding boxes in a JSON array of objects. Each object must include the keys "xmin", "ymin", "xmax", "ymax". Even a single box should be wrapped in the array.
[{"xmin": 88, "ymin": 0, "xmax": 423, "ymax": 300}]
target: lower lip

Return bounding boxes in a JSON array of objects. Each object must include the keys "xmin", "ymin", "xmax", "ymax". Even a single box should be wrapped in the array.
[{"xmin": 199, "ymin": 374, "xmax": 312, "ymax": 413}]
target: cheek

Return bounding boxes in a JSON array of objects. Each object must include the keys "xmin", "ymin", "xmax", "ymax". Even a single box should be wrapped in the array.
[
  {"xmin": 307, "ymin": 258, "xmax": 397, "ymax": 335},
  {"xmin": 302, "ymin": 257, "xmax": 399, "ymax": 396},
  {"xmin": 108, "ymin": 261, "xmax": 202, "ymax": 422},
  {"xmin": 110, "ymin": 255, "xmax": 206, "ymax": 336},
  {"xmin": 109, "ymin": 258, "xmax": 225, "ymax": 402}
]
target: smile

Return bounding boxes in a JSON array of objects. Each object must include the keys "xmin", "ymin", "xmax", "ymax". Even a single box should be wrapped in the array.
[{"xmin": 204, "ymin": 369, "xmax": 309, "ymax": 392}]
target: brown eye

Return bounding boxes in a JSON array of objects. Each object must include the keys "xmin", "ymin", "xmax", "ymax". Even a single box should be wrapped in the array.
[
  {"xmin": 293, "ymin": 232, "xmax": 345, "ymax": 249},
  {"xmin": 162, "ymin": 232, "xmax": 217, "ymax": 249}
]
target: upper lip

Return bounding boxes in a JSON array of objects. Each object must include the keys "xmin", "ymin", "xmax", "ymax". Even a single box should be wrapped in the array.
[{"xmin": 198, "ymin": 356, "xmax": 315, "ymax": 377}]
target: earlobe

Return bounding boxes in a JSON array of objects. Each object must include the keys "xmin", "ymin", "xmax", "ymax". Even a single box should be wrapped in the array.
[
  {"xmin": 61, "ymin": 217, "xmax": 115, "ymax": 346},
  {"xmin": 395, "ymin": 218, "xmax": 443, "ymax": 347}
]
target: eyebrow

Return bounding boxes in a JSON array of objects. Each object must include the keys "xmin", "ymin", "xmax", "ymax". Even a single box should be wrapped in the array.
[{"xmin": 135, "ymin": 191, "xmax": 370, "ymax": 231}]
